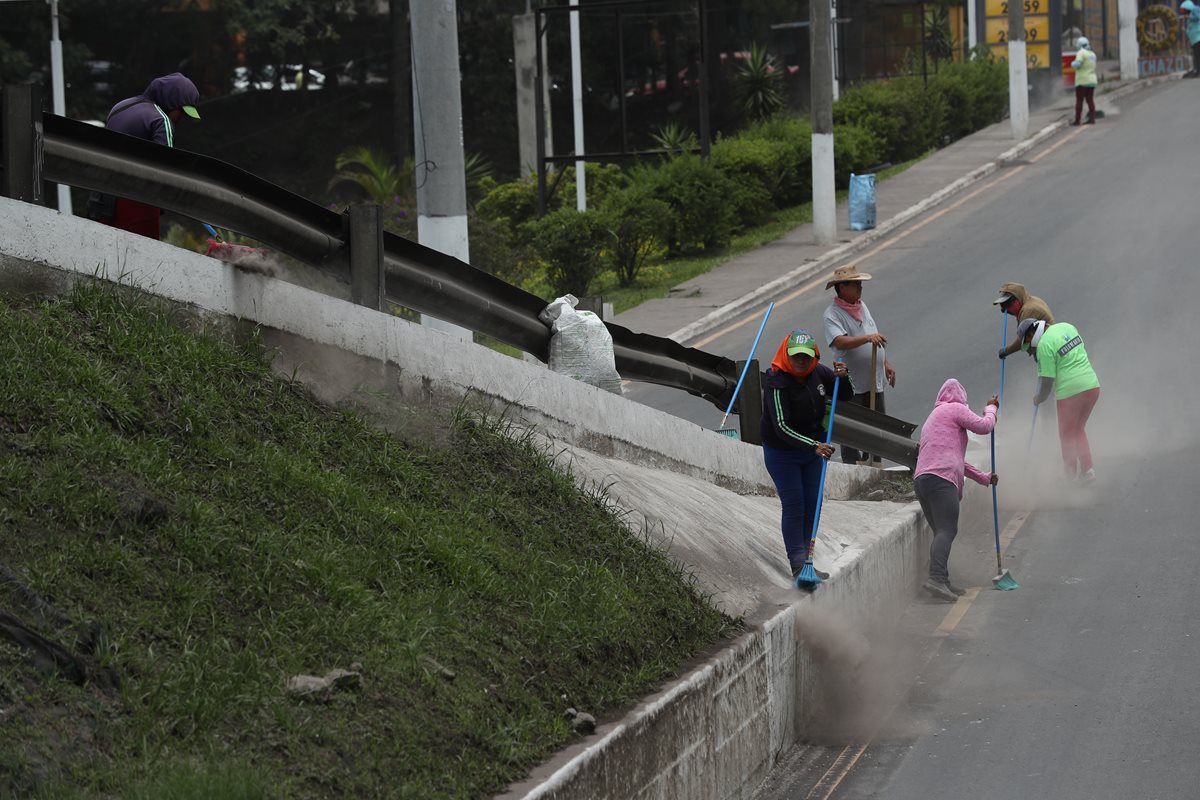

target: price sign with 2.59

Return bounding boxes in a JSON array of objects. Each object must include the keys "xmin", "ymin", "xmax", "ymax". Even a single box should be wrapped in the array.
[
  {"xmin": 984, "ymin": 0, "xmax": 1042, "ymax": 14},
  {"xmin": 984, "ymin": 18, "xmax": 1049, "ymax": 43}
]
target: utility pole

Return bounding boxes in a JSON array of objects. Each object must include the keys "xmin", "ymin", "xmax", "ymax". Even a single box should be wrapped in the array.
[
  {"xmin": 1117, "ymin": 0, "xmax": 1139, "ymax": 79},
  {"xmin": 390, "ymin": 0, "xmax": 411, "ymax": 170},
  {"xmin": 569, "ymin": 0, "xmax": 586, "ymax": 210},
  {"xmin": 409, "ymin": 0, "xmax": 472, "ymax": 341},
  {"xmin": 810, "ymin": 0, "xmax": 836, "ymax": 246},
  {"xmin": 967, "ymin": 0, "xmax": 978, "ymax": 50},
  {"xmin": 1007, "ymin": 0, "xmax": 1029, "ymax": 140}
]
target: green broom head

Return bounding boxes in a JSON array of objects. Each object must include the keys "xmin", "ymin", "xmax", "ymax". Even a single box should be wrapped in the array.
[
  {"xmin": 716, "ymin": 428, "xmax": 739, "ymax": 439},
  {"xmin": 794, "ymin": 560, "xmax": 823, "ymax": 591},
  {"xmin": 992, "ymin": 569, "xmax": 1019, "ymax": 591}
]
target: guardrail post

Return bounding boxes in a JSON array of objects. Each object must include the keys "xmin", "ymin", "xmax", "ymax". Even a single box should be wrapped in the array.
[
  {"xmin": 736, "ymin": 359, "xmax": 762, "ymax": 445},
  {"xmin": 1, "ymin": 83, "xmax": 44, "ymax": 204},
  {"xmin": 349, "ymin": 204, "xmax": 384, "ymax": 311}
]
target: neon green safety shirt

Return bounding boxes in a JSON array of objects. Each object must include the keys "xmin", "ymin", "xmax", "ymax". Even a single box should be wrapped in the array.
[{"xmin": 1035, "ymin": 322, "xmax": 1100, "ymax": 400}]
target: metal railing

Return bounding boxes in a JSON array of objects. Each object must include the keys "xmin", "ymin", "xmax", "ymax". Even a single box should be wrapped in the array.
[{"xmin": 1, "ymin": 89, "xmax": 918, "ymax": 467}]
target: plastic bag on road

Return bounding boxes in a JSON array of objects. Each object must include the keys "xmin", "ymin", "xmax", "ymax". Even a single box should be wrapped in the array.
[
  {"xmin": 538, "ymin": 294, "xmax": 623, "ymax": 395},
  {"xmin": 849, "ymin": 173, "xmax": 876, "ymax": 231}
]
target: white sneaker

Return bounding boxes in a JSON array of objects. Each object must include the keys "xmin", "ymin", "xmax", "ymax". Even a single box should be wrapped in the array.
[{"xmin": 1080, "ymin": 468, "xmax": 1096, "ymax": 485}]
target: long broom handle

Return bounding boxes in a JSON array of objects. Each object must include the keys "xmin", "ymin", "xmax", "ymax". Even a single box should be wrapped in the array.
[
  {"xmin": 991, "ymin": 310, "xmax": 1006, "ymax": 572},
  {"xmin": 808, "ymin": 365, "xmax": 843, "ymax": 546},
  {"xmin": 719, "ymin": 302, "xmax": 775, "ymax": 428}
]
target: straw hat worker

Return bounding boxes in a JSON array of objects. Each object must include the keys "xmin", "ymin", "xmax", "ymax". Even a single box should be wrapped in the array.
[{"xmin": 821, "ymin": 264, "xmax": 896, "ymax": 464}]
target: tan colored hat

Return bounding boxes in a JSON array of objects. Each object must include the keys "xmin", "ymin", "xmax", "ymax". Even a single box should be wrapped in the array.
[{"xmin": 824, "ymin": 264, "xmax": 873, "ymax": 290}]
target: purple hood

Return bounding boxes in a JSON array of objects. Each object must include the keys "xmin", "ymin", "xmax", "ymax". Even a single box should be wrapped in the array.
[{"xmin": 106, "ymin": 73, "xmax": 199, "ymax": 147}]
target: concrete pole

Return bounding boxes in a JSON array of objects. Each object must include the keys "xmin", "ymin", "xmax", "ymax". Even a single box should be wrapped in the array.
[
  {"xmin": 967, "ymin": 0, "xmax": 978, "ymax": 50},
  {"xmin": 49, "ymin": 0, "xmax": 72, "ymax": 215},
  {"xmin": 409, "ymin": 0, "xmax": 472, "ymax": 341},
  {"xmin": 810, "ymin": 0, "xmax": 836, "ymax": 246},
  {"xmin": 390, "ymin": 0, "xmax": 411, "ymax": 172},
  {"xmin": 569, "ymin": 0, "xmax": 586, "ymax": 211},
  {"xmin": 513, "ymin": 11, "xmax": 553, "ymax": 178},
  {"xmin": 1007, "ymin": 0, "xmax": 1029, "ymax": 140},
  {"xmin": 830, "ymin": 0, "xmax": 840, "ymax": 101},
  {"xmin": 1117, "ymin": 0, "xmax": 1139, "ymax": 79}
]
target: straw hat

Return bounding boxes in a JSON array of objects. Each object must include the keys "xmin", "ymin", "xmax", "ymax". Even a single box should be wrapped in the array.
[{"xmin": 824, "ymin": 264, "xmax": 873, "ymax": 290}]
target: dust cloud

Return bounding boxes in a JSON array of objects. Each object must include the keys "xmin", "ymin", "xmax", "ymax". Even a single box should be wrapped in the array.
[
  {"xmin": 796, "ymin": 613, "xmax": 933, "ymax": 746},
  {"xmin": 990, "ymin": 297, "xmax": 1200, "ymax": 507}
]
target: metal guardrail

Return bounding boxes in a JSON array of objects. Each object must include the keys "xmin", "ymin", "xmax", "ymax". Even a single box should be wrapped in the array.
[{"xmin": 4, "ymin": 96, "xmax": 918, "ymax": 467}]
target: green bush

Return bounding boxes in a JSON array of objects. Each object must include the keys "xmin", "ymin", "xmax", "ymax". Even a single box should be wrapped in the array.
[
  {"xmin": 528, "ymin": 207, "xmax": 609, "ymax": 296},
  {"xmin": 468, "ymin": 211, "xmax": 531, "ymax": 285},
  {"xmin": 476, "ymin": 165, "xmax": 629, "ymax": 248},
  {"xmin": 711, "ymin": 135, "xmax": 799, "ymax": 210},
  {"xmin": 833, "ymin": 124, "xmax": 887, "ymax": 187},
  {"xmin": 834, "ymin": 77, "xmax": 941, "ymax": 164},
  {"xmin": 739, "ymin": 115, "xmax": 814, "ymax": 205},
  {"xmin": 631, "ymin": 155, "xmax": 739, "ymax": 254},
  {"xmin": 598, "ymin": 187, "xmax": 670, "ymax": 287},
  {"xmin": 928, "ymin": 56, "xmax": 1008, "ymax": 142},
  {"xmin": 476, "ymin": 174, "xmax": 545, "ymax": 246}
]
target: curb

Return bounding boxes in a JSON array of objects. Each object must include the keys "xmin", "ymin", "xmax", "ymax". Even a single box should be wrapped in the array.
[{"xmin": 666, "ymin": 72, "xmax": 1180, "ymax": 347}]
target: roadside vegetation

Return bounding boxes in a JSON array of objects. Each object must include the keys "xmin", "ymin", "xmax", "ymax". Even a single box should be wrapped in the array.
[
  {"xmin": 0, "ymin": 285, "xmax": 740, "ymax": 799},
  {"xmin": 465, "ymin": 54, "xmax": 1010, "ymax": 310}
]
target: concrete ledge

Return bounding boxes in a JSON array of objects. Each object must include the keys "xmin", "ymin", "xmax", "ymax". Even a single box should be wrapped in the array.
[
  {"xmin": 0, "ymin": 196, "xmax": 881, "ymax": 502},
  {"xmin": 499, "ymin": 475, "xmax": 990, "ymax": 799}
]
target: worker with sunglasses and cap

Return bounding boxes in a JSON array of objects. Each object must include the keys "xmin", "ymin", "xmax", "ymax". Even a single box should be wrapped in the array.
[
  {"xmin": 87, "ymin": 72, "xmax": 202, "ymax": 240},
  {"xmin": 822, "ymin": 264, "xmax": 896, "ymax": 465},
  {"xmin": 1018, "ymin": 317, "xmax": 1101, "ymax": 483},
  {"xmin": 994, "ymin": 282, "xmax": 1055, "ymax": 359},
  {"xmin": 761, "ymin": 329, "xmax": 855, "ymax": 584}
]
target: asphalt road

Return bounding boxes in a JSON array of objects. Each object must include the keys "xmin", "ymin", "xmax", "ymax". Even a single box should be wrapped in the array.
[{"xmin": 636, "ymin": 80, "xmax": 1200, "ymax": 799}]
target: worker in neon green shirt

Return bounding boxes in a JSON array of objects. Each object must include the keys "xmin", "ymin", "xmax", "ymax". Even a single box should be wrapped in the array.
[
  {"xmin": 1070, "ymin": 36, "xmax": 1098, "ymax": 125},
  {"xmin": 1017, "ymin": 318, "xmax": 1101, "ymax": 483}
]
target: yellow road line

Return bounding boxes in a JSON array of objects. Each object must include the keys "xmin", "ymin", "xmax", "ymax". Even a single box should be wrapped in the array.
[
  {"xmin": 807, "ymin": 744, "xmax": 869, "ymax": 800},
  {"xmin": 692, "ymin": 125, "xmax": 1089, "ymax": 351},
  {"xmin": 807, "ymin": 510, "xmax": 1034, "ymax": 799}
]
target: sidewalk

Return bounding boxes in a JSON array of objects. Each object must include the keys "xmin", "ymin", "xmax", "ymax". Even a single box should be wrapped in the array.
[{"xmin": 612, "ymin": 61, "xmax": 1172, "ymax": 346}]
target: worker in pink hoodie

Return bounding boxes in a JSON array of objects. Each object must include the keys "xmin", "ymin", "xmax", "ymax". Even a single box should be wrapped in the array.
[{"xmin": 913, "ymin": 379, "xmax": 999, "ymax": 602}]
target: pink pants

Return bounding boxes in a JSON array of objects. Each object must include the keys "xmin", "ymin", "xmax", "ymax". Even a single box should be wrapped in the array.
[{"xmin": 1056, "ymin": 387, "xmax": 1099, "ymax": 476}]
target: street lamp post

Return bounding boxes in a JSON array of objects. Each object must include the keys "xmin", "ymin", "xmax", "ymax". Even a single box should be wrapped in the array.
[{"xmin": 2, "ymin": 0, "xmax": 72, "ymax": 214}]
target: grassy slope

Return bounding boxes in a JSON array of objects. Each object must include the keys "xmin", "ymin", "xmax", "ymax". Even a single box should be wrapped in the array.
[{"xmin": 0, "ymin": 286, "xmax": 740, "ymax": 799}]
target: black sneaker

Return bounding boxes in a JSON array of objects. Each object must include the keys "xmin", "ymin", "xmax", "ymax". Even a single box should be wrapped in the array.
[
  {"xmin": 922, "ymin": 579, "xmax": 958, "ymax": 602},
  {"xmin": 946, "ymin": 582, "xmax": 967, "ymax": 596}
]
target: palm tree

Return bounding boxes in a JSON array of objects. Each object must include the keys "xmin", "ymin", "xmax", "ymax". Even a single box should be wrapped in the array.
[
  {"xmin": 327, "ymin": 147, "xmax": 411, "ymax": 204},
  {"xmin": 732, "ymin": 43, "xmax": 785, "ymax": 121}
]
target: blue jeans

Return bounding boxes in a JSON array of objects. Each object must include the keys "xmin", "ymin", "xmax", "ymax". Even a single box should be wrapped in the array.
[{"xmin": 763, "ymin": 444, "xmax": 825, "ymax": 568}]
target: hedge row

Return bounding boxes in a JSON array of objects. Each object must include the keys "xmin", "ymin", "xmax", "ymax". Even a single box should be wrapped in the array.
[{"xmin": 473, "ymin": 56, "xmax": 1009, "ymax": 297}]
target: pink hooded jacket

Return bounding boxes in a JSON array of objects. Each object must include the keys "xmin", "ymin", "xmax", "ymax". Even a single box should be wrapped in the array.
[{"xmin": 914, "ymin": 379, "xmax": 997, "ymax": 497}]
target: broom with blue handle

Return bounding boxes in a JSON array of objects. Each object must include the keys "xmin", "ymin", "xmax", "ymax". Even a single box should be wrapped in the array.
[
  {"xmin": 716, "ymin": 302, "xmax": 774, "ymax": 438},
  {"xmin": 992, "ymin": 309, "xmax": 1018, "ymax": 591},
  {"xmin": 794, "ymin": 359, "xmax": 843, "ymax": 591}
]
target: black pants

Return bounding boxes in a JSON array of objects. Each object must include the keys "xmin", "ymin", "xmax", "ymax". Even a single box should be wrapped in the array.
[
  {"xmin": 840, "ymin": 390, "xmax": 885, "ymax": 464},
  {"xmin": 1193, "ymin": 41, "xmax": 1200, "ymax": 74},
  {"xmin": 915, "ymin": 473, "xmax": 960, "ymax": 584}
]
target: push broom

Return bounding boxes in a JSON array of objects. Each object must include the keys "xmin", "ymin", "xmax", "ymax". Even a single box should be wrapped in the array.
[
  {"xmin": 794, "ymin": 360, "xmax": 843, "ymax": 592},
  {"xmin": 992, "ymin": 310, "xmax": 1019, "ymax": 591},
  {"xmin": 715, "ymin": 302, "xmax": 774, "ymax": 438}
]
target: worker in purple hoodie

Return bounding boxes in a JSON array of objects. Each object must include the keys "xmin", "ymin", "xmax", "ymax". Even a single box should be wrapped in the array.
[{"xmin": 87, "ymin": 73, "xmax": 201, "ymax": 239}]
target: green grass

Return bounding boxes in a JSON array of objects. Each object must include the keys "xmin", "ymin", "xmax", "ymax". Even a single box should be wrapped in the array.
[
  {"xmin": 592, "ymin": 157, "xmax": 926, "ymax": 315},
  {"xmin": 0, "ymin": 285, "xmax": 740, "ymax": 799}
]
